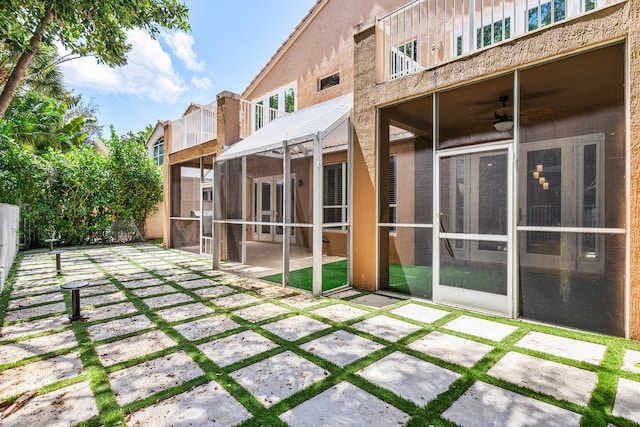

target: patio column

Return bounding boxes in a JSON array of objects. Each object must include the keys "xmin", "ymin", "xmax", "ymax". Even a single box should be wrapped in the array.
[
  {"xmin": 283, "ymin": 144, "xmax": 291, "ymax": 286},
  {"xmin": 212, "ymin": 161, "xmax": 222, "ymax": 269},
  {"xmin": 313, "ymin": 134, "xmax": 323, "ymax": 295}
]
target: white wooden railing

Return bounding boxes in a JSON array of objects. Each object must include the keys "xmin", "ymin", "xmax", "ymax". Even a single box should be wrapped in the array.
[
  {"xmin": 378, "ymin": 0, "xmax": 623, "ymax": 81},
  {"xmin": 239, "ymin": 100, "xmax": 288, "ymax": 140},
  {"xmin": 170, "ymin": 102, "xmax": 217, "ymax": 153}
]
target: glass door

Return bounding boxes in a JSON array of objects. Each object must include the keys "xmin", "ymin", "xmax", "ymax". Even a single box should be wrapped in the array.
[
  {"xmin": 259, "ymin": 178, "xmax": 273, "ymax": 241},
  {"xmin": 435, "ymin": 144, "xmax": 513, "ymax": 316}
]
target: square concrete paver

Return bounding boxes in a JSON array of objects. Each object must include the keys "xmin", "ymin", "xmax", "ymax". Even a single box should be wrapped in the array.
[
  {"xmin": 391, "ymin": 303, "xmax": 451, "ymax": 324},
  {"xmin": 261, "ymin": 315, "xmax": 330, "ymax": 341},
  {"xmin": 126, "ymin": 380, "xmax": 251, "ymax": 426},
  {"xmin": 349, "ymin": 294, "xmax": 400, "ymax": 308},
  {"xmin": 257, "ymin": 286, "xmax": 298, "ymax": 298},
  {"xmin": 212, "ymin": 293, "xmax": 262, "ymax": 309},
  {"xmin": 280, "ymin": 381, "xmax": 410, "ymax": 426},
  {"xmin": 0, "ymin": 316, "xmax": 69, "ymax": 340},
  {"xmin": 443, "ymin": 315, "xmax": 518, "ymax": 342},
  {"xmin": 352, "ymin": 315, "xmax": 422, "ymax": 342},
  {"xmin": 230, "ymin": 350, "xmax": 328, "ymax": 408},
  {"xmin": 443, "ymin": 381, "xmax": 581, "ymax": 427},
  {"xmin": 130, "ymin": 285, "xmax": 177, "ymax": 298},
  {"xmin": 173, "ymin": 315, "xmax": 240, "ymax": 341},
  {"xmin": 0, "ymin": 351, "xmax": 83, "ymax": 400},
  {"xmin": 121, "ymin": 278, "xmax": 164, "ymax": 289},
  {"xmin": 142, "ymin": 293, "xmax": 194, "ymax": 308},
  {"xmin": 516, "ymin": 331, "xmax": 606, "ymax": 365},
  {"xmin": 81, "ymin": 301, "xmax": 138, "ymax": 322},
  {"xmin": 198, "ymin": 330, "xmax": 279, "ymax": 367},
  {"xmin": 0, "ymin": 330, "xmax": 77, "ymax": 364},
  {"xmin": 82, "ymin": 284, "xmax": 120, "ymax": 296},
  {"xmin": 327, "ymin": 289, "xmax": 361, "ymax": 299},
  {"xmin": 311, "ymin": 304, "xmax": 370, "ymax": 322},
  {"xmin": 108, "ymin": 350, "xmax": 204, "ymax": 406},
  {"xmin": 620, "ymin": 349, "xmax": 640, "ymax": 374},
  {"xmin": 155, "ymin": 302, "xmax": 216, "ymax": 323},
  {"xmin": 281, "ymin": 294, "xmax": 324, "ymax": 309},
  {"xmin": 81, "ymin": 292, "xmax": 128, "ymax": 308},
  {"xmin": 7, "ymin": 292, "xmax": 64, "ymax": 309},
  {"xmin": 192, "ymin": 285, "xmax": 237, "ymax": 299},
  {"xmin": 0, "ymin": 380, "xmax": 98, "ymax": 427},
  {"xmin": 358, "ymin": 351, "xmax": 460, "ymax": 405},
  {"xmin": 612, "ymin": 377, "xmax": 640, "ymax": 423},
  {"xmin": 86, "ymin": 314, "xmax": 155, "ymax": 342},
  {"xmin": 408, "ymin": 331, "xmax": 494, "ymax": 368},
  {"xmin": 233, "ymin": 303, "xmax": 291, "ymax": 323},
  {"xmin": 4, "ymin": 302, "xmax": 67, "ymax": 322},
  {"xmin": 177, "ymin": 278, "xmax": 216, "ymax": 289},
  {"xmin": 487, "ymin": 352, "xmax": 598, "ymax": 405},
  {"xmin": 96, "ymin": 330, "xmax": 176, "ymax": 367},
  {"xmin": 300, "ymin": 330, "xmax": 385, "ymax": 367},
  {"xmin": 10, "ymin": 284, "xmax": 61, "ymax": 298}
]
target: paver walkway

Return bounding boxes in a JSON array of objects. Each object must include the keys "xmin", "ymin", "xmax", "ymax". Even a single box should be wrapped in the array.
[{"xmin": 1, "ymin": 243, "xmax": 639, "ymax": 426}]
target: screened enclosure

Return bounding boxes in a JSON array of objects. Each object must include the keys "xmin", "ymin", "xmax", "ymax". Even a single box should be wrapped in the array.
[
  {"xmin": 378, "ymin": 44, "xmax": 626, "ymax": 335},
  {"xmin": 213, "ymin": 94, "xmax": 353, "ymax": 294}
]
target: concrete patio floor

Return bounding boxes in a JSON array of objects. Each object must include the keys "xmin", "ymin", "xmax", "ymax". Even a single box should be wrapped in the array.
[{"xmin": 1, "ymin": 243, "xmax": 639, "ymax": 426}]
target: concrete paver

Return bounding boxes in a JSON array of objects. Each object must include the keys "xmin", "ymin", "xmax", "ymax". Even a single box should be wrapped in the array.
[
  {"xmin": 233, "ymin": 302, "xmax": 291, "ymax": 323},
  {"xmin": 0, "ymin": 330, "xmax": 76, "ymax": 364},
  {"xmin": 172, "ymin": 315, "xmax": 240, "ymax": 341},
  {"xmin": 390, "ymin": 303, "xmax": 450, "ymax": 324},
  {"xmin": 261, "ymin": 315, "xmax": 330, "ymax": 341},
  {"xmin": 126, "ymin": 380, "xmax": 251, "ymax": 426},
  {"xmin": 357, "ymin": 351, "xmax": 460, "ymax": 405},
  {"xmin": 408, "ymin": 331, "xmax": 494, "ymax": 367},
  {"xmin": 621, "ymin": 349, "xmax": 640, "ymax": 374},
  {"xmin": 612, "ymin": 377, "xmax": 640, "ymax": 423},
  {"xmin": 155, "ymin": 302, "xmax": 215, "ymax": 323},
  {"xmin": 515, "ymin": 331, "xmax": 607, "ymax": 365},
  {"xmin": 198, "ymin": 330, "xmax": 279, "ymax": 367},
  {"xmin": 443, "ymin": 381, "xmax": 582, "ymax": 427},
  {"xmin": 487, "ymin": 352, "xmax": 599, "ymax": 405},
  {"xmin": 230, "ymin": 350, "xmax": 328, "ymax": 408},
  {"xmin": 352, "ymin": 315, "xmax": 422, "ymax": 342},
  {"xmin": 280, "ymin": 381, "xmax": 410, "ymax": 426},
  {"xmin": 96, "ymin": 329, "xmax": 176, "ymax": 367},
  {"xmin": 311, "ymin": 303, "xmax": 370, "ymax": 322},
  {"xmin": 86, "ymin": 314, "xmax": 155, "ymax": 342},
  {"xmin": 108, "ymin": 351, "xmax": 204, "ymax": 406},
  {"xmin": 443, "ymin": 315, "xmax": 518, "ymax": 342},
  {"xmin": 300, "ymin": 330, "xmax": 384, "ymax": 367}
]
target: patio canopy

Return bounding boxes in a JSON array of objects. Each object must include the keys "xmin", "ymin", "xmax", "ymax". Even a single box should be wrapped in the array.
[{"xmin": 217, "ymin": 93, "xmax": 353, "ymax": 161}]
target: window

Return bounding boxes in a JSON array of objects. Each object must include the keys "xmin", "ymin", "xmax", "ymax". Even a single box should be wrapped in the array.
[
  {"xmin": 253, "ymin": 82, "xmax": 296, "ymax": 131},
  {"xmin": 153, "ymin": 137, "xmax": 164, "ymax": 166},
  {"xmin": 318, "ymin": 72, "xmax": 340, "ymax": 91},
  {"xmin": 323, "ymin": 162, "xmax": 348, "ymax": 228},
  {"xmin": 389, "ymin": 154, "xmax": 397, "ymax": 233},
  {"xmin": 527, "ymin": 0, "xmax": 565, "ymax": 31},
  {"xmin": 476, "ymin": 17, "xmax": 511, "ymax": 49}
]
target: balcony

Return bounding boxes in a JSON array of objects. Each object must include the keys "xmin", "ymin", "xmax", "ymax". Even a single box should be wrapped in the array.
[
  {"xmin": 170, "ymin": 102, "xmax": 217, "ymax": 153},
  {"xmin": 239, "ymin": 99, "xmax": 288, "ymax": 140},
  {"xmin": 378, "ymin": 0, "xmax": 622, "ymax": 81}
]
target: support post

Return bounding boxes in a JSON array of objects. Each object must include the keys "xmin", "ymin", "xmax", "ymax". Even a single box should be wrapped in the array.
[{"xmin": 312, "ymin": 134, "xmax": 323, "ymax": 295}]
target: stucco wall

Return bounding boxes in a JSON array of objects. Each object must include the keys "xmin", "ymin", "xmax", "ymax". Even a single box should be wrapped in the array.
[{"xmin": 353, "ymin": 0, "xmax": 640, "ymax": 337}]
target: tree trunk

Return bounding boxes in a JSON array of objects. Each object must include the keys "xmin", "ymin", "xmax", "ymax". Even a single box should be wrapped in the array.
[{"xmin": 0, "ymin": 7, "xmax": 54, "ymax": 120}]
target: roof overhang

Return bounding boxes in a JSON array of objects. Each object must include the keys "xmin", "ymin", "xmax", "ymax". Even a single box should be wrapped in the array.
[{"xmin": 217, "ymin": 93, "xmax": 352, "ymax": 162}]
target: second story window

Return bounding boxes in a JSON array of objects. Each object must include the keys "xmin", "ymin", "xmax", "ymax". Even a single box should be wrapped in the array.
[
  {"xmin": 318, "ymin": 72, "xmax": 340, "ymax": 91},
  {"xmin": 253, "ymin": 82, "xmax": 296, "ymax": 131},
  {"xmin": 153, "ymin": 137, "xmax": 164, "ymax": 166}
]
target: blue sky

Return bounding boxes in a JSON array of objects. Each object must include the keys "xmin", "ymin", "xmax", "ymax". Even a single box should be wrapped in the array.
[{"xmin": 59, "ymin": 0, "xmax": 317, "ymax": 136}]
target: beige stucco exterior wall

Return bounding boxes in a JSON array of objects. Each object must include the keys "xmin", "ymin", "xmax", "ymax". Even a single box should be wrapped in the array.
[
  {"xmin": 353, "ymin": 1, "xmax": 640, "ymax": 337},
  {"xmin": 242, "ymin": 0, "xmax": 408, "ymax": 108}
]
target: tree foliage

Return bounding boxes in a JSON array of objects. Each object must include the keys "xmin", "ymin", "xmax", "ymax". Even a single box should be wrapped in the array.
[
  {"xmin": 0, "ymin": 0, "xmax": 190, "ymax": 119},
  {"xmin": 0, "ymin": 126, "xmax": 163, "ymax": 247}
]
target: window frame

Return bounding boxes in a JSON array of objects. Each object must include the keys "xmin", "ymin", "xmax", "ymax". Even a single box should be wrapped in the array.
[
  {"xmin": 323, "ymin": 162, "xmax": 348, "ymax": 230},
  {"xmin": 153, "ymin": 137, "xmax": 164, "ymax": 166}
]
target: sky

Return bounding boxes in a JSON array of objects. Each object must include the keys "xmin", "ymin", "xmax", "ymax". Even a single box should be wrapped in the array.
[{"xmin": 59, "ymin": 0, "xmax": 318, "ymax": 136}]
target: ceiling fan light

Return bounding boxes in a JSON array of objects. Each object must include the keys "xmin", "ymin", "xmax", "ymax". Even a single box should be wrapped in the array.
[{"xmin": 494, "ymin": 120, "xmax": 514, "ymax": 132}]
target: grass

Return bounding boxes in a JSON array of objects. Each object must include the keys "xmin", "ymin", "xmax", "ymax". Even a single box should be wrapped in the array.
[
  {"xmin": 2, "ymin": 244, "xmax": 640, "ymax": 427},
  {"xmin": 259, "ymin": 260, "xmax": 348, "ymax": 292}
]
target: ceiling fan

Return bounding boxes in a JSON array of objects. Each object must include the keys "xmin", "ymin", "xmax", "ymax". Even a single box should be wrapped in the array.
[{"xmin": 491, "ymin": 96, "xmax": 554, "ymax": 130}]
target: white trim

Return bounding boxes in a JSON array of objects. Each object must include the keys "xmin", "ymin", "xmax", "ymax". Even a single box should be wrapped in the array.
[{"xmin": 516, "ymin": 226, "xmax": 625, "ymax": 234}]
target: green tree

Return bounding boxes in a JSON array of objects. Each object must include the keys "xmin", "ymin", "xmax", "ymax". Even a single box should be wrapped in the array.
[
  {"xmin": 0, "ymin": 0, "xmax": 190, "ymax": 119},
  {"xmin": 104, "ymin": 125, "xmax": 163, "ymax": 236}
]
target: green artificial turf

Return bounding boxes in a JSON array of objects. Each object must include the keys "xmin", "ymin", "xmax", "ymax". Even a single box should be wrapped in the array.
[{"xmin": 259, "ymin": 260, "xmax": 348, "ymax": 292}]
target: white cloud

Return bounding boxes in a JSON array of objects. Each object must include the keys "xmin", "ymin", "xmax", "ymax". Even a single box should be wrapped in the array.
[
  {"xmin": 162, "ymin": 31, "xmax": 205, "ymax": 72},
  {"xmin": 191, "ymin": 76, "xmax": 213, "ymax": 91},
  {"xmin": 59, "ymin": 29, "xmax": 186, "ymax": 104}
]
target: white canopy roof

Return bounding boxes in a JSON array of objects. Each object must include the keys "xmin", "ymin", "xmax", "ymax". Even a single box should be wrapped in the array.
[{"xmin": 217, "ymin": 93, "xmax": 353, "ymax": 161}]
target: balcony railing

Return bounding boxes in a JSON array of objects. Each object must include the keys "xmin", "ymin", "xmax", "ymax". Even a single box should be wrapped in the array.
[
  {"xmin": 239, "ymin": 99, "xmax": 288, "ymax": 140},
  {"xmin": 170, "ymin": 102, "xmax": 217, "ymax": 153},
  {"xmin": 378, "ymin": 0, "xmax": 622, "ymax": 81}
]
